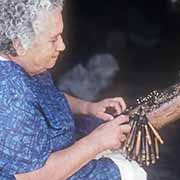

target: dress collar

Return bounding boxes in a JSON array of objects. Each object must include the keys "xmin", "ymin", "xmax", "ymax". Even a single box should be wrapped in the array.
[{"xmin": 0, "ymin": 55, "xmax": 10, "ymax": 61}]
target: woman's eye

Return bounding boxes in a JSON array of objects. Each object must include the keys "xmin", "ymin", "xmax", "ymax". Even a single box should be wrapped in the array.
[
  {"xmin": 50, "ymin": 38, "xmax": 57, "ymax": 43},
  {"xmin": 52, "ymin": 40, "xmax": 56, "ymax": 43}
]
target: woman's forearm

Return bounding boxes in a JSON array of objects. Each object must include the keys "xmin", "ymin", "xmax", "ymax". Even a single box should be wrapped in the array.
[
  {"xmin": 64, "ymin": 93, "xmax": 92, "ymax": 115},
  {"xmin": 15, "ymin": 136, "xmax": 102, "ymax": 180}
]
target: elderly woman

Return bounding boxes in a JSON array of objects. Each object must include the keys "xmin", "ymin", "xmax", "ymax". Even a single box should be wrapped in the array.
[{"xmin": 0, "ymin": 0, "xmax": 146, "ymax": 180}]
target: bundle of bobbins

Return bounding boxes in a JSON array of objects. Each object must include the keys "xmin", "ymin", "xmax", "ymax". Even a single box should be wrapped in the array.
[
  {"xmin": 106, "ymin": 90, "xmax": 164, "ymax": 166},
  {"xmin": 122, "ymin": 106, "xmax": 164, "ymax": 166}
]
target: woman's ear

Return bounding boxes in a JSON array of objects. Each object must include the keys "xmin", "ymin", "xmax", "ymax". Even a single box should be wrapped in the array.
[{"xmin": 12, "ymin": 39, "xmax": 26, "ymax": 56}]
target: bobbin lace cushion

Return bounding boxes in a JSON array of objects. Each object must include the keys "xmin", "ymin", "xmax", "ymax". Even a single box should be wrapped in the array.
[{"xmin": 0, "ymin": 61, "xmax": 121, "ymax": 180}]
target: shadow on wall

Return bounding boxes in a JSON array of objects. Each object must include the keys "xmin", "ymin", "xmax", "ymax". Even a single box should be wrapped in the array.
[{"xmin": 58, "ymin": 53, "xmax": 119, "ymax": 101}]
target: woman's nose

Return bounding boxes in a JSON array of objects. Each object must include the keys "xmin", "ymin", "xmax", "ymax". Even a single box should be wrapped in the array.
[{"xmin": 56, "ymin": 36, "xmax": 65, "ymax": 51}]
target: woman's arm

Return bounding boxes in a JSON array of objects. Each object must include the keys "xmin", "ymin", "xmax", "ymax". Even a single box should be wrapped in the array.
[
  {"xmin": 15, "ymin": 115, "xmax": 130, "ymax": 180},
  {"xmin": 16, "ymin": 136, "xmax": 101, "ymax": 180},
  {"xmin": 64, "ymin": 93, "xmax": 126, "ymax": 121},
  {"xmin": 64, "ymin": 93, "xmax": 91, "ymax": 115}
]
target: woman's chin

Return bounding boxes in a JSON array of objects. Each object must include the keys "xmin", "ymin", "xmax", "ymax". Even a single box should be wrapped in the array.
[{"xmin": 47, "ymin": 61, "xmax": 56, "ymax": 69}]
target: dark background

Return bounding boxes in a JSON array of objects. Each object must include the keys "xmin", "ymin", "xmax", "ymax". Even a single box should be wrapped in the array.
[{"xmin": 52, "ymin": 1, "xmax": 180, "ymax": 179}]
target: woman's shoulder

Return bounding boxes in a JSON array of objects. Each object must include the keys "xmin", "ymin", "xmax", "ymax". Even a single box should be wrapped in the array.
[{"xmin": 0, "ymin": 61, "xmax": 35, "ymax": 98}]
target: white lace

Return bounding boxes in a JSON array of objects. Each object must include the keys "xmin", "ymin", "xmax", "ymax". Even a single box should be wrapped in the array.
[{"xmin": 96, "ymin": 150, "xmax": 147, "ymax": 180}]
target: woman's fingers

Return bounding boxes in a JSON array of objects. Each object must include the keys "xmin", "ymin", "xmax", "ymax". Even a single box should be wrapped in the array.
[
  {"xmin": 98, "ymin": 112, "xmax": 114, "ymax": 121},
  {"xmin": 103, "ymin": 97, "xmax": 126, "ymax": 116},
  {"xmin": 113, "ymin": 115, "xmax": 131, "ymax": 136},
  {"xmin": 106, "ymin": 101, "xmax": 123, "ymax": 115},
  {"xmin": 113, "ymin": 115, "xmax": 129, "ymax": 125},
  {"xmin": 112, "ymin": 97, "xmax": 127, "ymax": 111},
  {"xmin": 120, "ymin": 134, "xmax": 127, "ymax": 142},
  {"xmin": 120, "ymin": 124, "xmax": 131, "ymax": 134}
]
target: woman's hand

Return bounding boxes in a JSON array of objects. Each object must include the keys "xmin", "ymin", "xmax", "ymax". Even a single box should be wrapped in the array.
[
  {"xmin": 87, "ymin": 97, "xmax": 126, "ymax": 121},
  {"xmin": 87, "ymin": 115, "xmax": 131, "ymax": 152}
]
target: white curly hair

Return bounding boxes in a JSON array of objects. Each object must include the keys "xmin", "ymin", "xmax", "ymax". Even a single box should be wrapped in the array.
[{"xmin": 0, "ymin": 0, "xmax": 64, "ymax": 55}]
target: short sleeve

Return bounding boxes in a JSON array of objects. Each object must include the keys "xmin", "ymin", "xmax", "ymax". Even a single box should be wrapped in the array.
[{"xmin": 0, "ymin": 80, "xmax": 51, "ymax": 177}]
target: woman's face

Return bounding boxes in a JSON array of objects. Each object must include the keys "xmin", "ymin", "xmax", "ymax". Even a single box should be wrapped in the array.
[{"xmin": 18, "ymin": 8, "xmax": 65, "ymax": 74}]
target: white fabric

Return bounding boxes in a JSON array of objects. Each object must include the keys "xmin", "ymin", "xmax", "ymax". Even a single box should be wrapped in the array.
[
  {"xmin": 96, "ymin": 150, "xmax": 147, "ymax": 180},
  {"xmin": 0, "ymin": 56, "xmax": 9, "ymax": 61}
]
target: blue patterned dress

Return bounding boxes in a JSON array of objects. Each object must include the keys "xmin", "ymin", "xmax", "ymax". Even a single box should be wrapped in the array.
[{"xmin": 0, "ymin": 60, "xmax": 121, "ymax": 180}]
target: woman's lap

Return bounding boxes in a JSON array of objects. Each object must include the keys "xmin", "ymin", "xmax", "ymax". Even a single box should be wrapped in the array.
[{"xmin": 67, "ymin": 157, "xmax": 121, "ymax": 180}]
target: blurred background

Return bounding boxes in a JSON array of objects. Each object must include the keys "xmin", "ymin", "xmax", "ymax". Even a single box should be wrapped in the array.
[{"xmin": 52, "ymin": 0, "xmax": 180, "ymax": 179}]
